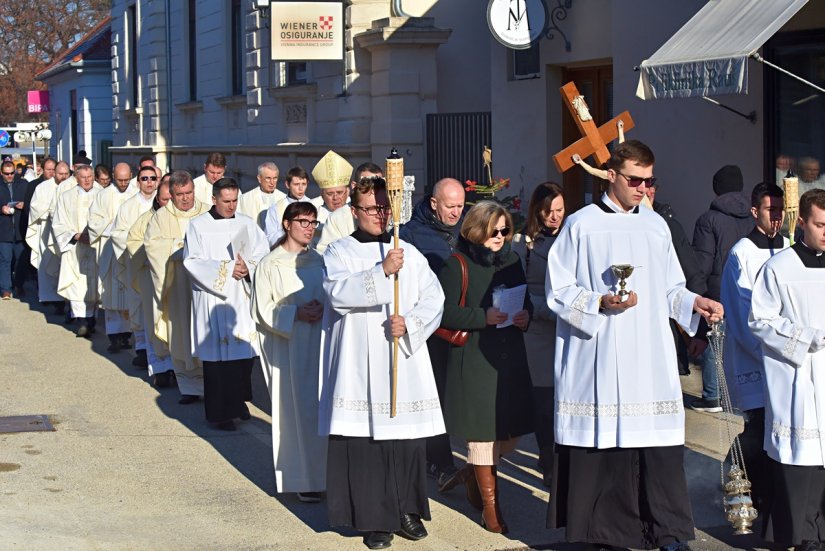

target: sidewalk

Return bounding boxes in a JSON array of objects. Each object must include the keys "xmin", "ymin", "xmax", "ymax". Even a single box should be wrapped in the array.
[{"xmin": 0, "ymin": 288, "xmax": 767, "ymax": 551}]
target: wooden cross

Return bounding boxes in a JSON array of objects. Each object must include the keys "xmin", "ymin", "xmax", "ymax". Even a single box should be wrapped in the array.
[{"xmin": 553, "ymin": 81, "xmax": 635, "ymax": 173}]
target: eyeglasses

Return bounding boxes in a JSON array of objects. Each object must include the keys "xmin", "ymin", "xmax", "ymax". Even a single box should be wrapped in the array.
[
  {"xmin": 140, "ymin": 176, "xmax": 159, "ymax": 181},
  {"xmin": 290, "ymin": 219, "xmax": 320, "ymax": 229},
  {"xmin": 491, "ymin": 227, "xmax": 511, "ymax": 238},
  {"xmin": 617, "ymin": 172, "xmax": 657, "ymax": 187},
  {"xmin": 1, "ymin": 172, "xmax": 14, "ymax": 176},
  {"xmin": 354, "ymin": 205, "xmax": 391, "ymax": 216}
]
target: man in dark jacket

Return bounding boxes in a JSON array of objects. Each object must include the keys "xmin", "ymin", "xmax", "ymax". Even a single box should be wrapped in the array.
[
  {"xmin": 399, "ymin": 177, "xmax": 465, "ymax": 491},
  {"xmin": 690, "ymin": 165, "xmax": 754, "ymax": 412},
  {"xmin": 647, "ymin": 182, "xmax": 706, "ymax": 375},
  {"xmin": 0, "ymin": 160, "xmax": 29, "ymax": 299}
]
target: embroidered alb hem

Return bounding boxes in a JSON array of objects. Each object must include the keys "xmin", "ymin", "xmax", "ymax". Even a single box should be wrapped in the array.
[{"xmin": 557, "ymin": 399, "xmax": 683, "ymax": 418}]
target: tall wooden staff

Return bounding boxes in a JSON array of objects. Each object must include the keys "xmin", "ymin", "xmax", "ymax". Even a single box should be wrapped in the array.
[
  {"xmin": 783, "ymin": 170, "xmax": 799, "ymax": 246},
  {"xmin": 386, "ymin": 148, "xmax": 404, "ymax": 418}
]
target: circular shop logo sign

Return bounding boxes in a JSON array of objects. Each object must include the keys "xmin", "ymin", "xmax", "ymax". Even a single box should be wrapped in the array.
[{"xmin": 487, "ymin": 0, "xmax": 546, "ymax": 50}]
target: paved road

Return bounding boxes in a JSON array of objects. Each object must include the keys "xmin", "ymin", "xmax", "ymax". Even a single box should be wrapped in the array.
[{"xmin": 0, "ymin": 287, "xmax": 770, "ymax": 550}]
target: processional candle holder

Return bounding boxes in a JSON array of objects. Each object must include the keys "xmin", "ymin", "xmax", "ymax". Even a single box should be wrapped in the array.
[
  {"xmin": 783, "ymin": 170, "xmax": 799, "ymax": 246},
  {"xmin": 708, "ymin": 321, "xmax": 758, "ymax": 535}
]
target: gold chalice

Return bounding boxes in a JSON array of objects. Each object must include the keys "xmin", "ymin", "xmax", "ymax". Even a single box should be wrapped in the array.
[{"xmin": 610, "ymin": 264, "xmax": 635, "ymax": 301}]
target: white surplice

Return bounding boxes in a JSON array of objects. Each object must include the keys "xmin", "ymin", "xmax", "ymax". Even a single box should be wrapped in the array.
[
  {"xmin": 318, "ymin": 235, "xmax": 446, "ymax": 440},
  {"xmin": 88, "ymin": 184, "xmax": 138, "ymax": 312},
  {"xmin": 53, "ymin": 185, "xmax": 101, "ymax": 305},
  {"xmin": 750, "ymin": 244, "xmax": 825, "ymax": 466},
  {"xmin": 545, "ymin": 194, "xmax": 699, "ymax": 449},
  {"xmin": 252, "ymin": 246, "xmax": 327, "ymax": 493},
  {"xmin": 315, "ymin": 204, "xmax": 356, "ymax": 253},
  {"xmin": 25, "ymin": 177, "xmax": 62, "ymax": 301},
  {"xmin": 112, "ymin": 193, "xmax": 154, "ymax": 332},
  {"xmin": 237, "ymin": 186, "xmax": 286, "ymax": 231},
  {"xmin": 183, "ymin": 211, "xmax": 269, "ymax": 362},
  {"xmin": 720, "ymin": 231, "xmax": 788, "ymax": 412}
]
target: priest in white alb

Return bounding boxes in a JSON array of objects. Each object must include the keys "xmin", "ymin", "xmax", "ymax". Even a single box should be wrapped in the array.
[
  {"xmin": 183, "ymin": 177, "xmax": 269, "ymax": 430},
  {"xmin": 128, "ymin": 177, "xmax": 176, "ymax": 388},
  {"xmin": 750, "ymin": 188, "xmax": 825, "ymax": 550},
  {"xmin": 26, "ymin": 160, "xmax": 72, "ymax": 309},
  {"xmin": 236, "ymin": 161, "xmax": 285, "ymax": 231},
  {"xmin": 88, "ymin": 162, "xmax": 138, "ymax": 352},
  {"xmin": 112, "ymin": 165, "xmax": 159, "ymax": 368},
  {"xmin": 253, "ymin": 198, "xmax": 327, "ymax": 502},
  {"xmin": 544, "ymin": 140, "xmax": 723, "ymax": 551},
  {"xmin": 315, "ymin": 161, "xmax": 382, "ymax": 253},
  {"xmin": 144, "ymin": 171, "xmax": 210, "ymax": 403},
  {"xmin": 720, "ymin": 182, "xmax": 788, "ymax": 511},
  {"xmin": 319, "ymin": 177, "xmax": 445, "ymax": 549},
  {"xmin": 52, "ymin": 165, "xmax": 102, "ymax": 337}
]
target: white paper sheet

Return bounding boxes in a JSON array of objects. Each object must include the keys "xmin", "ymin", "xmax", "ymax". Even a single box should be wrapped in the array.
[
  {"xmin": 230, "ymin": 225, "xmax": 250, "ymax": 260},
  {"xmin": 492, "ymin": 284, "xmax": 527, "ymax": 328}
]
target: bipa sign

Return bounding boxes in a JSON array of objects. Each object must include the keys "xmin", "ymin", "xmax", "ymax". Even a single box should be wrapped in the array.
[
  {"xmin": 27, "ymin": 90, "xmax": 50, "ymax": 113},
  {"xmin": 271, "ymin": 2, "xmax": 343, "ymax": 61}
]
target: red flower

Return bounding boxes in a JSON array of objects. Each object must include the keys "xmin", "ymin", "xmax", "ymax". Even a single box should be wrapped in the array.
[{"xmin": 513, "ymin": 198, "xmax": 522, "ymax": 210}]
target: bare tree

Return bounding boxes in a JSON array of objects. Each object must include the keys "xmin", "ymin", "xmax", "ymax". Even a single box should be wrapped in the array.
[{"xmin": 0, "ymin": 0, "xmax": 111, "ymax": 126}]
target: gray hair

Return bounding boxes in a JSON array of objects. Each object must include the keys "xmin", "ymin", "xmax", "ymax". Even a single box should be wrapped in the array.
[
  {"xmin": 169, "ymin": 170, "xmax": 193, "ymax": 188},
  {"xmin": 74, "ymin": 164, "xmax": 93, "ymax": 176},
  {"xmin": 257, "ymin": 162, "xmax": 280, "ymax": 177}
]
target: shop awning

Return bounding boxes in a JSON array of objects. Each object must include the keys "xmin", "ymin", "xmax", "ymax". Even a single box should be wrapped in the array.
[{"xmin": 637, "ymin": 0, "xmax": 809, "ymax": 100}]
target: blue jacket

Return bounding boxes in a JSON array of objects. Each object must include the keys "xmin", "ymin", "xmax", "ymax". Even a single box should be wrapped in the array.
[
  {"xmin": 0, "ymin": 177, "xmax": 28, "ymax": 242},
  {"xmin": 399, "ymin": 198, "xmax": 463, "ymax": 274}
]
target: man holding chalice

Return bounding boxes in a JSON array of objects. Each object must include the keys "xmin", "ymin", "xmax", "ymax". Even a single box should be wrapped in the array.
[{"xmin": 545, "ymin": 140, "xmax": 724, "ymax": 551}]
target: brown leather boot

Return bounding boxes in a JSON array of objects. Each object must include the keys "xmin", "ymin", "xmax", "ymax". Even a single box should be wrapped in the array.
[
  {"xmin": 473, "ymin": 464, "xmax": 508, "ymax": 534},
  {"xmin": 460, "ymin": 465, "xmax": 482, "ymax": 511}
]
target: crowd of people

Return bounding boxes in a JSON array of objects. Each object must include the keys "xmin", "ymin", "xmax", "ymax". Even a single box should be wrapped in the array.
[{"xmin": 2, "ymin": 139, "xmax": 825, "ymax": 551}]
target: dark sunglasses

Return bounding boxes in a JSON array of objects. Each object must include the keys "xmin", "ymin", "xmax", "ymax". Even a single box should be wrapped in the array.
[
  {"xmin": 140, "ymin": 176, "xmax": 159, "ymax": 181},
  {"xmin": 2, "ymin": 172, "xmax": 15, "ymax": 176},
  {"xmin": 491, "ymin": 227, "xmax": 511, "ymax": 238},
  {"xmin": 617, "ymin": 172, "xmax": 657, "ymax": 187}
]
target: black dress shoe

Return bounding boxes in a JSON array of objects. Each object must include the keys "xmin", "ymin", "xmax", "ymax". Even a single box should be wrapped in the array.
[
  {"xmin": 363, "ymin": 531, "xmax": 393, "ymax": 549},
  {"xmin": 153, "ymin": 372, "xmax": 173, "ymax": 388},
  {"xmin": 239, "ymin": 403, "xmax": 251, "ymax": 421},
  {"xmin": 119, "ymin": 333, "xmax": 133, "ymax": 349},
  {"xmin": 397, "ymin": 513, "xmax": 427, "ymax": 540},
  {"xmin": 212, "ymin": 420, "xmax": 236, "ymax": 431},
  {"xmin": 107, "ymin": 336, "xmax": 122, "ymax": 352},
  {"xmin": 178, "ymin": 394, "xmax": 200, "ymax": 405},
  {"xmin": 132, "ymin": 349, "xmax": 148, "ymax": 368}
]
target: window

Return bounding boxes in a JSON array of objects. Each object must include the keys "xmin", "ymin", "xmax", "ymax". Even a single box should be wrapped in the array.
[
  {"xmin": 287, "ymin": 63, "xmax": 308, "ymax": 86},
  {"xmin": 231, "ymin": 0, "xmax": 244, "ymax": 96},
  {"xmin": 188, "ymin": 0, "xmax": 198, "ymax": 101},
  {"xmin": 512, "ymin": 43, "xmax": 540, "ymax": 80},
  {"xmin": 765, "ymin": 30, "xmax": 825, "ymax": 191},
  {"xmin": 70, "ymin": 90, "xmax": 78, "ymax": 156},
  {"xmin": 128, "ymin": 4, "xmax": 138, "ymax": 106}
]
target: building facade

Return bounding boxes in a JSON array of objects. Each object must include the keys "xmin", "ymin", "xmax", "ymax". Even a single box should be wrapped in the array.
[
  {"xmin": 37, "ymin": 17, "xmax": 114, "ymax": 167},
  {"xmin": 109, "ymin": 0, "xmax": 825, "ymax": 232}
]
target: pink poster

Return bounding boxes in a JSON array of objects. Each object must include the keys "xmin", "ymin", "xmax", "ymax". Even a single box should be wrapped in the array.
[{"xmin": 27, "ymin": 90, "xmax": 50, "ymax": 113}]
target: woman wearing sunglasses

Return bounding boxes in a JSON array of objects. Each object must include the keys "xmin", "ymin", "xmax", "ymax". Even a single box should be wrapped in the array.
[
  {"xmin": 512, "ymin": 182, "xmax": 565, "ymax": 488},
  {"xmin": 252, "ymin": 201, "xmax": 327, "ymax": 504},
  {"xmin": 438, "ymin": 200, "xmax": 533, "ymax": 534}
]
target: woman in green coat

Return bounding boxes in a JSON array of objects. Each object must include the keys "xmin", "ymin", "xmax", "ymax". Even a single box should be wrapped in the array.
[{"xmin": 438, "ymin": 200, "xmax": 533, "ymax": 534}]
